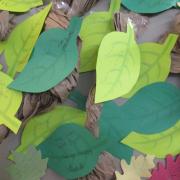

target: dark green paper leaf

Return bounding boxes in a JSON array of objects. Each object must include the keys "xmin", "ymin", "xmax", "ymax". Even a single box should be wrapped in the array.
[
  {"xmin": 7, "ymin": 146, "xmax": 48, "ymax": 180},
  {"xmin": 38, "ymin": 124, "xmax": 107, "ymax": 179},
  {"xmin": 100, "ymin": 82, "xmax": 180, "ymax": 146},
  {"xmin": 9, "ymin": 17, "xmax": 82, "ymax": 93},
  {"xmin": 122, "ymin": 0, "xmax": 179, "ymax": 13}
]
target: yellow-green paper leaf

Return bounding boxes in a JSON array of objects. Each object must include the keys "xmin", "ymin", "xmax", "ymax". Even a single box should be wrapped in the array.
[
  {"xmin": 79, "ymin": 0, "xmax": 121, "ymax": 72},
  {"xmin": 0, "ymin": 0, "xmax": 43, "ymax": 12},
  {"xmin": 5, "ymin": 3, "xmax": 52, "ymax": 78},
  {"xmin": 0, "ymin": 71, "xmax": 22, "ymax": 133},
  {"xmin": 11, "ymin": 106, "xmax": 86, "ymax": 156},
  {"xmin": 124, "ymin": 34, "xmax": 178, "ymax": 98},
  {"xmin": 122, "ymin": 120, "xmax": 180, "ymax": 158},
  {"xmin": 95, "ymin": 25, "xmax": 140, "ymax": 103}
]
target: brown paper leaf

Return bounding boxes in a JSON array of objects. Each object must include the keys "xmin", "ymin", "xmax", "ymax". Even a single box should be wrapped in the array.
[{"xmin": 116, "ymin": 155, "xmax": 155, "ymax": 180}]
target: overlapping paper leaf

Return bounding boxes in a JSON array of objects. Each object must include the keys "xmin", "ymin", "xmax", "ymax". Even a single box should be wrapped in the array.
[
  {"xmin": 150, "ymin": 155, "xmax": 180, "ymax": 180},
  {"xmin": 115, "ymin": 155, "xmax": 155, "ymax": 180},
  {"xmin": 95, "ymin": 25, "xmax": 140, "ymax": 103},
  {"xmin": 38, "ymin": 124, "xmax": 107, "ymax": 179},
  {"xmin": 0, "ymin": 71, "xmax": 22, "ymax": 133},
  {"xmin": 9, "ymin": 17, "xmax": 82, "ymax": 92},
  {"xmin": 79, "ymin": 0, "xmax": 121, "ymax": 72},
  {"xmin": 122, "ymin": 0, "xmax": 179, "ymax": 13},
  {"xmin": 0, "ymin": 0, "xmax": 43, "ymax": 12},
  {"xmin": 5, "ymin": 4, "xmax": 52, "ymax": 78},
  {"xmin": 99, "ymin": 82, "xmax": 180, "ymax": 160},
  {"xmin": 11, "ymin": 106, "xmax": 86, "ymax": 156},
  {"xmin": 122, "ymin": 120, "xmax": 180, "ymax": 158},
  {"xmin": 100, "ymin": 82, "xmax": 180, "ymax": 142},
  {"xmin": 7, "ymin": 146, "xmax": 48, "ymax": 180},
  {"xmin": 124, "ymin": 34, "xmax": 178, "ymax": 98}
]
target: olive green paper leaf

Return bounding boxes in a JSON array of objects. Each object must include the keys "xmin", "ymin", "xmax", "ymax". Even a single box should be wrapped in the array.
[
  {"xmin": 0, "ymin": 0, "xmax": 43, "ymax": 12},
  {"xmin": 11, "ymin": 106, "xmax": 86, "ymax": 157},
  {"xmin": 124, "ymin": 34, "xmax": 178, "ymax": 98},
  {"xmin": 7, "ymin": 146, "xmax": 48, "ymax": 180},
  {"xmin": 95, "ymin": 25, "xmax": 140, "ymax": 103},
  {"xmin": 0, "ymin": 70, "xmax": 22, "ymax": 133},
  {"xmin": 115, "ymin": 155, "xmax": 155, "ymax": 180},
  {"xmin": 79, "ymin": 0, "xmax": 121, "ymax": 72},
  {"xmin": 5, "ymin": 3, "xmax": 52, "ymax": 78},
  {"xmin": 122, "ymin": 120, "xmax": 180, "ymax": 158}
]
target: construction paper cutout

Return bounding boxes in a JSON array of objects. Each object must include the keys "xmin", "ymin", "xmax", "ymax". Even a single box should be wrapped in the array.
[
  {"xmin": 100, "ymin": 82, "xmax": 180, "ymax": 141},
  {"xmin": 124, "ymin": 34, "xmax": 178, "ymax": 98},
  {"xmin": 99, "ymin": 82, "xmax": 180, "ymax": 158},
  {"xmin": 0, "ymin": 0, "xmax": 43, "ymax": 12},
  {"xmin": 0, "ymin": 71, "xmax": 22, "ymax": 133},
  {"xmin": 79, "ymin": 0, "xmax": 121, "ymax": 72},
  {"xmin": 95, "ymin": 25, "xmax": 140, "ymax": 103},
  {"xmin": 5, "ymin": 4, "xmax": 52, "ymax": 78},
  {"xmin": 150, "ymin": 155, "xmax": 180, "ymax": 180},
  {"xmin": 68, "ymin": 90, "xmax": 87, "ymax": 110},
  {"xmin": 9, "ymin": 17, "xmax": 82, "ymax": 92},
  {"xmin": 115, "ymin": 155, "xmax": 155, "ymax": 180},
  {"xmin": 0, "ymin": 41, "xmax": 6, "ymax": 54},
  {"xmin": 7, "ymin": 146, "xmax": 48, "ymax": 180},
  {"xmin": 122, "ymin": 120, "xmax": 180, "ymax": 158},
  {"xmin": 11, "ymin": 106, "xmax": 86, "ymax": 157},
  {"xmin": 122, "ymin": 0, "xmax": 179, "ymax": 13},
  {"xmin": 38, "ymin": 124, "xmax": 107, "ymax": 179}
]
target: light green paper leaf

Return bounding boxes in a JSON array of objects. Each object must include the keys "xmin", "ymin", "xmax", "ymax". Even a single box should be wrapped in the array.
[
  {"xmin": 124, "ymin": 34, "xmax": 178, "ymax": 98},
  {"xmin": 122, "ymin": 120, "xmax": 180, "ymax": 158},
  {"xmin": 0, "ymin": 0, "xmax": 43, "ymax": 12},
  {"xmin": 7, "ymin": 146, "xmax": 48, "ymax": 180},
  {"xmin": 0, "ymin": 41, "xmax": 7, "ymax": 54},
  {"xmin": 95, "ymin": 25, "xmax": 140, "ymax": 103},
  {"xmin": 79, "ymin": 0, "xmax": 121, "ymax": 72},
  {"xmin": 0, "ymin": 71, "xmax": 22, "ymax": 133},
  {"xmin": 5, "ymin": 3, "xmax": 52, "ymax": 78},
  {"xmin": 11, "ymin": 106, "xmax": 86, "ymax": 156}
]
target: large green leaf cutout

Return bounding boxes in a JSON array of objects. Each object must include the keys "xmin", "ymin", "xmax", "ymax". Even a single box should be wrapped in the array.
[
  {"xmin": 7, "ymin": 146, "xmax": 48, "ymax": 180},
  {"xmin": 0, "ymin": 0, "xmax": 43, "ymax": 12},
  {"xmin": 5, "ymin": 4, "xmax": 52, "ymax": 78},
  {"xmin": 124, "ymin": 34, "xmax": 178, "ymax": 98},
  {"xmin": 122, "ymin": 120, "xmax": 180, "ymax": 158},
  {"xmin": 9, "ymin": 17, "xmax": 82, "ymax": 93},
  {"xmin": 122, "ymin": 0, "xmax": 179, "ymax": 13},
  {"xmin": 79, "ymin": 0, "xmax": 121, "ymax": 72},
  {"xmin": 99, "ymin": 82, "xmax": 180, "ymax": 146},
  {"xmin": 95, "ymin": 25, "xmax": 140, "ymax": 103},
  {"xmin": 11, "ymin": 106, "xmax": 86, "ymax": 156},
  {"xmin": 0, "ymin": 71, "xmax": 22, "ymax": 134},
  {"xmin": 37, "ymin": 124, "xmax": 107, "ymax": 179}
]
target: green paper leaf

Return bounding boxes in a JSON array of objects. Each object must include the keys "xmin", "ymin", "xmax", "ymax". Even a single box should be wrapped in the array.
[
  {"xmin": 7, "ymin": 146, "xmax": 48, "ymax": 180},
  {"xmin": 0, "ymin": 0, "xmax": 43, "ymax": 12},
  {"xmin": 122, "ymin": 0, "xmax": 179, "ymax": 13},
  {"xmin": 99, "ymin": 82, "xmax": 180, "ymax": 144},
  {"xmin": 122, "ymin": 120, "xmax": 180, "ymax": 158},
  {"xmin": 38, "ymin": 124, "xmax": 107, "ymax": 179},
  {"xmin": 95, "ymin": 25, "xmax": 140, "ymax": 103},
  {"xmin": 0, "ymin": 71, "xmax": 22, "ymax": 133},
  {"xmin": 5, "ymin": 4, "xmax": 52, "ymax": 78},
  {"xmin": 11, "ymin": 106, "xmax": 86, "ymax": 157},
  {"xmin": 79, "ymin": 0, "xmax": 121, "ymax": 72},
  {"xmin": 124, "ymin": 34, "xmax": 178, "ymax": 98},
  {"xmin": 0, "ymin": 41, "xmax": 7, "ymax": 54},
  {"xmin": 68, "ymin": 90, "xmax": 87, "ymax": 110},
  {"xmin": 9, "ymin": 17, "xmax": 82, "ymax": 92}
]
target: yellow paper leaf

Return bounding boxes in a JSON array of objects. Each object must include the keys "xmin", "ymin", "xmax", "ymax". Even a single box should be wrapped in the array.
[
  {"xmin": 0, "ymin": 71, "xmax": 22, "ymax": 133},
  {"xmin": 0, "ymin": 0, "xmax": 43, "ymax": 12},
  {"xmin": 5, "ymin": 3, "xmax": 52, "ymax": 78},
  {"xmin": 116, "ymin": 155, "xmax": 155, "ymax": 180},
  {"xmin": 95, "ymin": 25, "xmax": 140, "ymax": 103}
]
